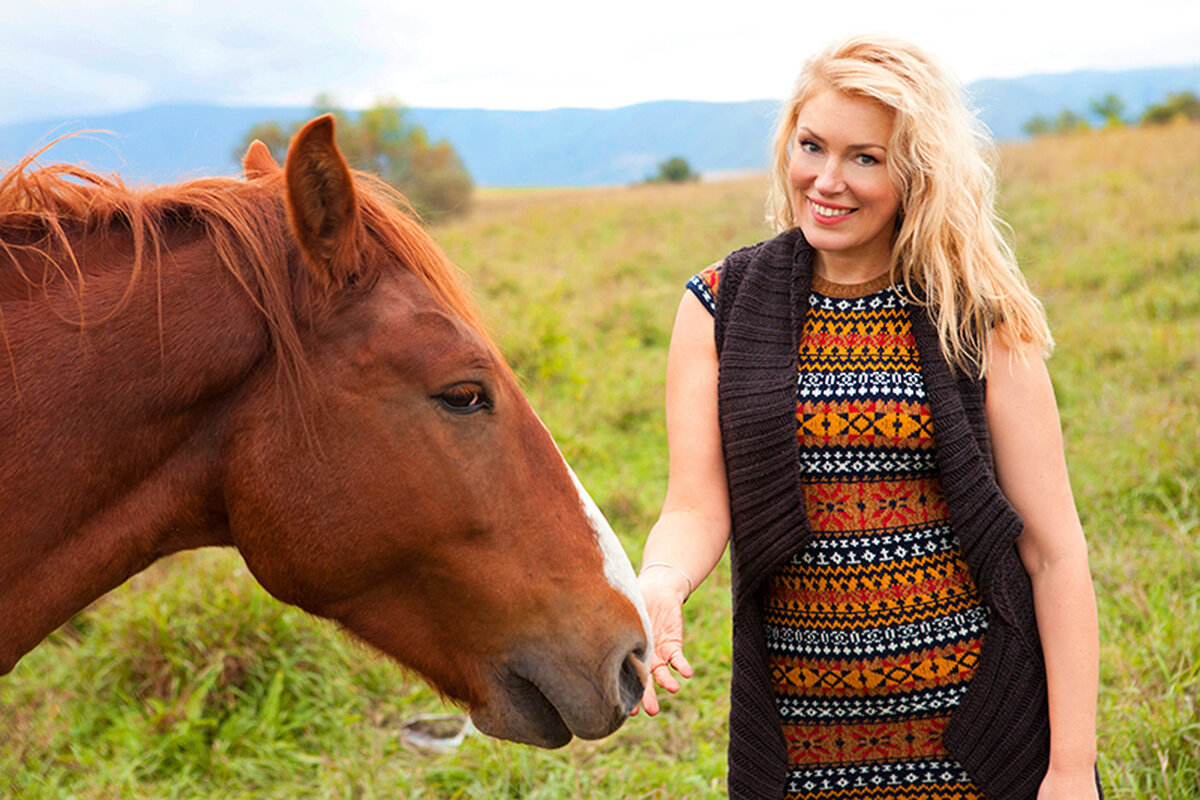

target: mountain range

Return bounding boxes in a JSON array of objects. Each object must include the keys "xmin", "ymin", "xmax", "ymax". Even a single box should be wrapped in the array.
[{"xmin": 1, "ymin": 63, "xmax": 1197, "ymax": 188}]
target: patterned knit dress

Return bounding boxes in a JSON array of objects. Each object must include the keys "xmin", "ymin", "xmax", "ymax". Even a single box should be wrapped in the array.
[{"xmin": 689, "ymin": 265, "xmax": 991, "ymax": 800}]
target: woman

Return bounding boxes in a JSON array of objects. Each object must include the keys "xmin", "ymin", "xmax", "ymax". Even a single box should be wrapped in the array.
[{"xmin": 637, "ymin": 36, "xmax": 1101, "ymax": 800}]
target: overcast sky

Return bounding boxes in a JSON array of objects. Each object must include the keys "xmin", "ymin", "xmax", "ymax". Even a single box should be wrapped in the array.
[{"xmin": 3, "ymin": 0, "xmax": 1198, "ymax": 126}]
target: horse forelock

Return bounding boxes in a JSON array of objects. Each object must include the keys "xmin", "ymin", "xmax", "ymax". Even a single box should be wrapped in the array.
[
  {"xmin": 346, "ymin": 169, "xmax": 503, "ymax": 366},
  {"xmin": 0, "ymin": 152, "xmax": 506, "ymax": 408}
]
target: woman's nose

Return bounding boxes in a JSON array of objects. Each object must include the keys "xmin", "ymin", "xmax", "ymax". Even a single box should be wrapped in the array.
[{"xmin": 814, "ymin": 159, "xmax": 845, "ymax": 194}]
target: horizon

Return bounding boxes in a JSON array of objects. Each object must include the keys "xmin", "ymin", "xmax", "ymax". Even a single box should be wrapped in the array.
[{"xmin": 2, "ymin": 61, "xmax": 1197, "ymax": 189}]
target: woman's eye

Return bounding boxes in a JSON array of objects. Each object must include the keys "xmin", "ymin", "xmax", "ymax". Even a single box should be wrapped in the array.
[
  {"xmin": 799, "ymin": 139, "xmax": 821, "ymax": 154},
  {"xmin": 855, "ymin": 153, "xmax": 879, "ymax": 166},
  {"xmin": 437, "ymin": 384, "xmax": 493, "ymax": 414}
]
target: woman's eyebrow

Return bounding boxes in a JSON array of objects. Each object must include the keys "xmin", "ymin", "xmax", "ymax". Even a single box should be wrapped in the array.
[
  {"xmin": 798, "ymin": 126, "xmax": 887, "ymax": 152},
  {"xmin": 796, "ymin": 126, "xmax": 825, "ymax": 143}
]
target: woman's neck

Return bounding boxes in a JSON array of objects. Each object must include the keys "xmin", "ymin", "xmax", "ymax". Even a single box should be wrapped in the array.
[{"xmin": 812, "ymin": 249, "xmax": 893, "ymax": 285}]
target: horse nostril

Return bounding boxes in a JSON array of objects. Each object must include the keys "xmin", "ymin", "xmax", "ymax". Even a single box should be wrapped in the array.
[{"xmin": 618, "ymin": 649, "xmax": 645, "ymax": 714}]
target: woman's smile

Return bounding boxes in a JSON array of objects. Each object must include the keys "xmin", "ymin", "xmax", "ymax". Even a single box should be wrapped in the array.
[{"xmin": 807, "ymin": 197, "xmax": 856, "ymax": 223}]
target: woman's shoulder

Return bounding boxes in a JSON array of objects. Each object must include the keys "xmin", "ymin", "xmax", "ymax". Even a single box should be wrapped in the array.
[
  {"xmin": 686, "ymin": 260, "xmax": 725, "ymax": 316},
  {"xmin": 685, "ymin": 231, "xmax": 802, "ymax": 317}
]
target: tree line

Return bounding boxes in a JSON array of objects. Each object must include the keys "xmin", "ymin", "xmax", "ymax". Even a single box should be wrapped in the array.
[
  {"xmin": 1023, "ymin": 90, "xmax": 1200, "ymax": 136},
  {"xmin": 237, "ymin": 95, "xmax": 473, "ymax": 220}
]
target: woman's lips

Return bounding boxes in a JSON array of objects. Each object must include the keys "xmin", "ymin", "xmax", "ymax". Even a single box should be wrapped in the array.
[{"xmin": 809, "ymin": 198, "xmax": 856, "ymax": 225}]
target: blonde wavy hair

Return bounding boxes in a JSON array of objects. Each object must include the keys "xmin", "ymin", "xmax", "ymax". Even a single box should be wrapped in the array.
[{"xmin": 767, "ymin": 35, "xmax": 1052, "ymax": 375}]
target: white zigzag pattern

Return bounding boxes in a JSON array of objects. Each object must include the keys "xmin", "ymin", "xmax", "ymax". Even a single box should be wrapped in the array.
[
  {"xmin": 798, "ymin": 449, "xmax": 939, "ymax": 475},
  {"xmin": 786, "ymin": 758, "xmax": 973, "ymax": 794},
  {"xmin": 775, "ymin": 683, "xmax": 970, "ymax": 721}
]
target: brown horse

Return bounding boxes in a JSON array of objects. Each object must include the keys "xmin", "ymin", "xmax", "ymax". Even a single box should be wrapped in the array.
[{"xmin": 0, "ymin": 116, "xmax": 650, "ymax": 748}]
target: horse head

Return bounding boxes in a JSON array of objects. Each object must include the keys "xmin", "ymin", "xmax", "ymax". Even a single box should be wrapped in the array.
[{"xmin": 219, "ymin": 117, "xmax": 650, "ymax": 747}]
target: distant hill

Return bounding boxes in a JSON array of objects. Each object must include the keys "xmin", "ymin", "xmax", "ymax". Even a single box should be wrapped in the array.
[
  {"xmin": 968, "ymin": 63, "xmax": 1200, "ymax": 138},
  {"xmin": 1, "ymin": 64, "xmax": 1197, "ymax": 188},
  {"xmin": 0, "ymin": 101, "xmax": 780, "ymax": 188}
]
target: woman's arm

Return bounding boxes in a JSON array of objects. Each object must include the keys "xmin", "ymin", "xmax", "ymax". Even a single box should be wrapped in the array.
[
  {"xmin": 638, "ymin": 290, "xmax": 732, "ymax": 715},
  {"xmin": 985, "ymin": 331, "xmax": 1100, "ymax": 798}
]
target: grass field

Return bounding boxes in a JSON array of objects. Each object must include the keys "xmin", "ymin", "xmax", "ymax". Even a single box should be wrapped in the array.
[{"xmin": 2, "ymin": 121, "xmax": 1198, "ymax": 798}]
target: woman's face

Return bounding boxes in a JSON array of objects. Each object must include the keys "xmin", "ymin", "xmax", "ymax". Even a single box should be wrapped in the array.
[{"xmin": 788, "ymin": 89, "xmax": 901, "ymax": 276}]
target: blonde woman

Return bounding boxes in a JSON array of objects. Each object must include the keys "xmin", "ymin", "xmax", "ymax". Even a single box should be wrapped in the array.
[{"xmin": 637, "ymin": 36, "xmax": 1101, "ymax": 800}]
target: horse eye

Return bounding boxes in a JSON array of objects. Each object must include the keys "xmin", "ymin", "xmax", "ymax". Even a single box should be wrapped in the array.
[{"xmin": 437, "ymin": 384, "xmax": 493, "ymax": 414}]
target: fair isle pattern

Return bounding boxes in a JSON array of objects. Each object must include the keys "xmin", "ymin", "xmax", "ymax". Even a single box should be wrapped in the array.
[
  {"xmin": 784, "ymin": 760, "xmax": 983, "ymax": 799},
  {"xmin": 689, "ymin": 264, "xmax": 989, "ymax": 800}
]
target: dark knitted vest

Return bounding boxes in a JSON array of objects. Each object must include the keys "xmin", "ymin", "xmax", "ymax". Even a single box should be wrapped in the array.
[{"xmin": 714, "ymin": 229, "xmax": 1053, "ymax": 800}]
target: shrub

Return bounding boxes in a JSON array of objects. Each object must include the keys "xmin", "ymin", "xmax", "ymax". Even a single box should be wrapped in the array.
[
  {"xmin": 1141, "ymin": 91, "xmax": 1200, "ymax": 125},
  {"xmin": 647, "ymin": 156, "xmax": 699, "ymax": 183},
  {"xmin": 236, "ymin": 96, "xmax": 473, "ymax": 220}
]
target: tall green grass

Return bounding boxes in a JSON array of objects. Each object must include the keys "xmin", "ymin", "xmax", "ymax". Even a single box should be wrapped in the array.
[
  {"xmin": 1000, "ymin": 123, "xmax": 1200, "ymax": 798},
  {"xmin": 2, "ymin": 123, "xmax": 1197, "ymax": 798}
]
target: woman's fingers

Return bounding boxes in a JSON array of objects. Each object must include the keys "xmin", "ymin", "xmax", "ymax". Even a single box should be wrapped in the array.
[
  {"xmin": 652, "ymin": 656, "xmax": 682, "ymax": 693},
  {"xmin": 668, "ymin": 648, "xmax": 694, "ymax": 680},
  {"xmin": 636, "ymin": 643, "xmax": 691, "ymax": 716},
  {"xmin": 638, "ymin": 676, "xmax": 660, "ymax": 716},
  {"xmin": 636, "ymin": 570, "xmax": 693, "ymax": 716}
]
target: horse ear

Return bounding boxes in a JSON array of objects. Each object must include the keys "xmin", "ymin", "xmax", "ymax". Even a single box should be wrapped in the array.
[
  {"xmin": 284, "ymin": 115, "xmax": 361, "ymax": 290},
  {"xmin": 243, "ymin": 140, "xmax": 280, "ymax": 179}
]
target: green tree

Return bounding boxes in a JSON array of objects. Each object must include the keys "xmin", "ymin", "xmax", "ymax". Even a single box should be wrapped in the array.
[
  {"xmin": 1022, "ymin": 114, "xmax": 1052, "ymax": 137},
  {"xmin": 408, "ymin": 136, "xmax": 475, "ymax": 220},
  {"xmin": 1089, "ymin": 93, "xmax": 1126, "ymax": 128},
  {"xmin": 236, "ymin": 121, "xmax": 290, "ymax": 163},
  {"xmin": 1141, "ymin": 91, "xmax": 1200, "ymax": 125},
  {"xmin": 647, "ymin": 156, "xmax": 698, "ymax": 183},
  {"xmin": 236, "ymin": 96, "xmax": 473, "ymax": 220},
  {"xmin": 1053, "ymin": 109, "xmax": 1091, "ymax": 134}
]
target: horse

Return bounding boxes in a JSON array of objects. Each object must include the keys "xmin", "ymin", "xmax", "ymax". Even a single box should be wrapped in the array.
[{"xmin": 0, "ymin": 115, "xmax": 650, "ymax": 749}]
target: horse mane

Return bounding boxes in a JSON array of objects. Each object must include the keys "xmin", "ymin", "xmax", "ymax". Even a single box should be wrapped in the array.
[{"xmin": 0, "ymin": 144, "xmax": 500, "ymax": 411}]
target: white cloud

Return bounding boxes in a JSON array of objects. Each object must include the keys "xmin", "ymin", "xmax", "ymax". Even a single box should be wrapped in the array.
[{"xmin": 1, "ymin": 0, "xmax": 1197, "ymax": 124}]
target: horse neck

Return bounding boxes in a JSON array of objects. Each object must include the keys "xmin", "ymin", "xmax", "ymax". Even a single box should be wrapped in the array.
[{"xmin": 0, "ymin": 225, "xmax": 275, "ymax": 674}]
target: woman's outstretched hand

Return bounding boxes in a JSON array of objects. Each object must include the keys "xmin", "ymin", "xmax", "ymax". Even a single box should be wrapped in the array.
[{"xmin": 634, "ymin": 568, "xmax": 694, "ymax": 716}]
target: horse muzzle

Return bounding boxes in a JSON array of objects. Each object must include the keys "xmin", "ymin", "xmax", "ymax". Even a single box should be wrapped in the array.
[{"xmin": 470, "ymin": 629, "xmax": 649, "ymax": 748}]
